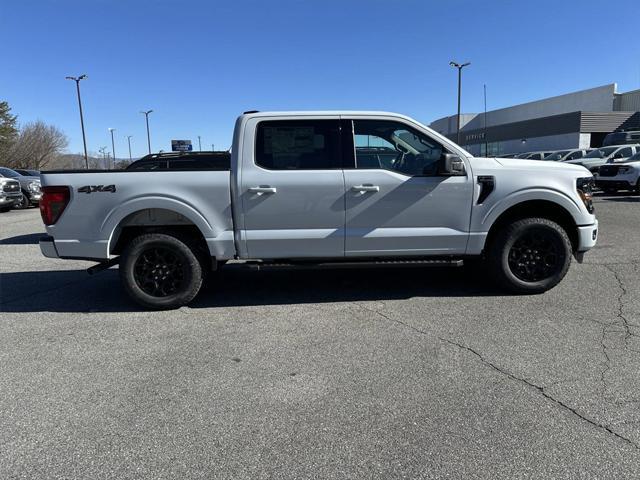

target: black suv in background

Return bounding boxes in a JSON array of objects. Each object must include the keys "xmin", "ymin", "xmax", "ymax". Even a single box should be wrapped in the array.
[
  {"xmin": 603, "ymin": 130, "xmax": 640, "ymax": 147},
  {"xmin": 126, "ymin": 151, "xmax": 231, "ymax": 171}
]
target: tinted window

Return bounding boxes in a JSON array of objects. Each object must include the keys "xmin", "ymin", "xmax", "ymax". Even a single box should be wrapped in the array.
[
  {"xmin": 352, "ymin": 120, "xmax": 444, "ymax": 176},
  {"xmin": 126, "ymin": 160, "xmax": 168, "ymax": 170},
  {"xmin": 256, "ymin": 120, "xmax": 341, "ymax": 170},
  {"xmin": 566, "ymin": 151, "xmax": 584, "ymax": 160}
]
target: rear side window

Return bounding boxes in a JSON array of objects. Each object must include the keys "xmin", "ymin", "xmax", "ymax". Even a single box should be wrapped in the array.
[{"xmin": 255, "ymin": 120, "xmax": 341, "ymax": 170}]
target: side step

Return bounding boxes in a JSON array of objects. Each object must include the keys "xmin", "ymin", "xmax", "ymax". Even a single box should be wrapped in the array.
[{"xmin": 241, "ymin": 259, "xmax": 464, "ymax": 271}]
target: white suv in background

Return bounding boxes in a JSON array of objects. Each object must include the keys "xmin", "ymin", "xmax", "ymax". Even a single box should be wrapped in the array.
[
  {"xmin": 566, "ymin": 145, "xmax": 640, "ymax": 173},
  {"xmin": 596, "ymin": 151, "xmax": 640, "ymax": 194},
  {"xmin": 543, "ymin": 149, "xmax": 592, "ymax": 162}
]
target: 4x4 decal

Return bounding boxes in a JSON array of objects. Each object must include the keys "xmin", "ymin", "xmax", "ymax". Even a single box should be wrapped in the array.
[{"xmin": 77, "ymin": 185, "xmax": 116, "ymax": 194}]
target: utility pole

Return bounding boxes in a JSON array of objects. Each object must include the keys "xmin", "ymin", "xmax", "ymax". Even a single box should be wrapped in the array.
[
  {"xmin": 141, "ymin": 110, "xmax": 153, "ymax": 154},
  {"xmin": 127, "ymin": 135, "xmax": 133, "ymax": 161},
  {"xmin": 449, "ymin": 61, "xmax": 471, "ymax": 145},
  {"xmin": 108, "ymin": 128, "xmax": 116, "ymax": 169},
  {"xmin": 65, "ymin": 74, "xmax": 89, "ymax": 168}
]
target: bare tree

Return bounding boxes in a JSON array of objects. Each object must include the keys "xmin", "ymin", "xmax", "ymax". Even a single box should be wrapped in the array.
[{"xmin": 8, "ymin": 121, "xmax": 69, "ymax": 169}]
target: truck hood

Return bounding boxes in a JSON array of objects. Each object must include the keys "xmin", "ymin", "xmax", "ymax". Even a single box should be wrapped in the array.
[{"xmin": 493, "ymin": 157, "xmax": 591, "ymax": 174}]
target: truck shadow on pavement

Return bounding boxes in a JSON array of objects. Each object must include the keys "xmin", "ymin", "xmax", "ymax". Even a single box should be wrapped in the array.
[
  {"xmin": 0, "ymin": 233, "xmax": 43, "ymax": 245},
  {"xmin": 0, "ymin": 265, "xmax": 499, "ymax": 313}
]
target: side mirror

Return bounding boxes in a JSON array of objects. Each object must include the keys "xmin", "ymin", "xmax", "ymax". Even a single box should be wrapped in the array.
[{"xmin": 438, "ymin": 153, "xmax": 465, "ymax": 176}]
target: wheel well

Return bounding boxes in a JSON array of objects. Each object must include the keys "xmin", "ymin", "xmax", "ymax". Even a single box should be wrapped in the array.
[
  {"xmin": 485, "ymin": 200, "xmax": 578, "ymax": 253},
  {"xmin": 110, "ymin": 209, "xmax": 212, "ymax": 267}
]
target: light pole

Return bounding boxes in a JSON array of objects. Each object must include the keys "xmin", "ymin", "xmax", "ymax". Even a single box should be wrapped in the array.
[
  {"xmin": 127, "ymin": 135, "xmax": 133, "ymax": 161},
  {"xmin": 108, "ymin": 128, "xmax": 116, "ymax": 169},
  {"xmin": 65, "ymin": 74, "xmax": 89, "ymax": 168},
  {"xmin": 211, "ymin": 143, "xmax": 215, "ymax": 151},
  {"xmin": 98, "ymin": 146, "xmax": 107, "ymax": 168},
  {"xmin": 198, "ymin": 135, "xmax": 202, "ymax": 151},
  {"xmin": 141, "ymin": 110, "xmax": 153, "ymax": 154},
  {"xmin": 483, "ymin": 84, "xmax": 488, "ymax": 156},
  {"xmin": 449, "ymin": 61, "xmax": 470, "ymax": 146}
]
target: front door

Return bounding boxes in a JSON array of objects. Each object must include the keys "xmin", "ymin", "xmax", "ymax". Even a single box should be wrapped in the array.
[
  {"xmin": 343, "ymin": 118, "xmax": 474, "ymax": 256},
  {"xmin": 240, "ymin": 118, "xmax": 346, "ymax": 259}
]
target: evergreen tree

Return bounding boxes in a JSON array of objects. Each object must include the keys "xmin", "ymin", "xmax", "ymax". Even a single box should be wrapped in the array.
[{"xmin": 0, "ymin": 101, "xmax": 18, "ymax": 160}]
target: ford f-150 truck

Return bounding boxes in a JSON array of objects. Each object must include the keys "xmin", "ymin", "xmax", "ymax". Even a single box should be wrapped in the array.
[{"xmin": 39, "ymin": 111, "xmax": 598, "ymax": 309}]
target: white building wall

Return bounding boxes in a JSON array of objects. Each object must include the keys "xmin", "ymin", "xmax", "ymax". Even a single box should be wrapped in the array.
[
  {"xmin": 431, "ymin": 84, "xmax": 617, "ymax": 135},
  {"xmin": 465, "ymin": 132, "xmax": 583, "ymax": 156}
]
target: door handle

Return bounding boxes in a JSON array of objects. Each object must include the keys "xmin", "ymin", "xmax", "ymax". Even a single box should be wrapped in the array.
[
  {"xmin": 248, "ymin": 186, "xmax": 277, "ymax": 194},
  {"xmin": 351, "ymin": 185, "xmax": 380, "ymax": 193}
]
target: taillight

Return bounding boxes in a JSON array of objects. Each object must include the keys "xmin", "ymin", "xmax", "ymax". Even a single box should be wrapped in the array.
[{"xmin": 40, "ymin": 186, "xmax": 70, "ymax": 225}]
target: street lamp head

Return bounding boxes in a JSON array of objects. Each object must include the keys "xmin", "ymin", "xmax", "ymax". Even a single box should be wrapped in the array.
[
  {"xmin": 79, "ymin": 74, "xmax": 87, "ymax": 80},
  {"xmin": 449, "ymin": 61, "xmax": 458, "ymax": 68},
  {"xmin": 108, "ymin": 128, "xmax": 115, "ymax": 132},
  {"xmin": 461, "ymin": 62, "xmax": 471, "ymax": 67},
  {"xmin": 65, "ymin": 76, "xmax": 75, "ymax": 80}
]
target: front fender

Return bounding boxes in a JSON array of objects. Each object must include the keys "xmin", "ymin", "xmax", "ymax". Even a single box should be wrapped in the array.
[{"xmin": 478, "ymin": 187, "xmax": 586, "ymax": 231}]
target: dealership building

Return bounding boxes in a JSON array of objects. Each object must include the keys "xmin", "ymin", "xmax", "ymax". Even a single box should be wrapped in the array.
[{"xmin": 430, "ymin": 84, "xmax": 640, "ymax": 156}]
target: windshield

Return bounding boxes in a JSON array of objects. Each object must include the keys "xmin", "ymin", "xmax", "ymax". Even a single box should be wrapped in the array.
[
  {"xmin": 624, "ymin": 152, "xmax": 640, "ymax": 162},
  {"xmin": 544, "ymin": 150, "xmax": 570, "ymax": 160},
  {"xmin": 584, "ymin": 147, "xmax": 616, "ymax": 159},
  {"xmin": 0, "ymin": 167, "xmax": 20, "ymax": 177}
]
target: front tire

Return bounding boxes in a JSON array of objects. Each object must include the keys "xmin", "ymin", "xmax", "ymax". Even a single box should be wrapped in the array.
[
  {"xmin": 488, "ymin": 218, "xmax": 572, "ymax": 294},
  {"xmin": 119, "ymin": 233, "xmax": 204, "ymax": 309},
  {"xmin": 13, "ymin": 192, "xmax": 30, "ymax": 209}
]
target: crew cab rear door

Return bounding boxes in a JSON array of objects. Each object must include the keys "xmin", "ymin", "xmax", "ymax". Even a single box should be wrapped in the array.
[
  {"xmin": 238, "ymin": 116, "xmax": 346, "ymax": 259},
  {"xmin": 341, "ymin": 117, "xmax": 474, "ymax": 256}
]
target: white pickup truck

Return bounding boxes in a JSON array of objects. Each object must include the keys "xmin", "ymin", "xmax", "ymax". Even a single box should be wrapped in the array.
[{"xmin": 39, "ymin": 111, "xmax": 598, "ymax": 309}]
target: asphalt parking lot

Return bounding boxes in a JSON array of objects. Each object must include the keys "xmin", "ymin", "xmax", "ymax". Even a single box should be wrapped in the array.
[{"xmin": 1, "ymin": 195, "xmax": 639, "ymax": 479}]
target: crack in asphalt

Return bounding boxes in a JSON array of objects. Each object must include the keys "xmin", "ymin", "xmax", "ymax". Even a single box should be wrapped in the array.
[
  {"xmin": 355, "ymin": 301, "xmax": 640, "ymax": 451},
  {"xmin": 440, "ymin": 337, "xmax": 639, "ymax": 451},
  {"xmin": 603, "ymin": 264, "xmax": 640, "ymax": 345}
]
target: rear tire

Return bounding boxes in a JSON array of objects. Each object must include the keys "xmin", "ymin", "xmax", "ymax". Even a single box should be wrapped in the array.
[
  {"xmin": 119, "ymin": 233, "xmax": 203, "ymax": 309},
  {"xmin": 488, "ymin": 218, "xmax": 572, "ymax": 294}
]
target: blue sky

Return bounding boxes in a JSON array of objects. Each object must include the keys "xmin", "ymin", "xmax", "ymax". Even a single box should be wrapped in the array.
[{"xmin": 1, "ymin": 0, "xmax": 639, "ymax": 158}]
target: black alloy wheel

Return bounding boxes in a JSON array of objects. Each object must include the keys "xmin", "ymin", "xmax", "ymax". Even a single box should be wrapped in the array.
[
  {"xmin": 133, "ymin": 246, "xmax": 186, "ymax": 297},
  {"xmin": 120, "ymin": 233, "xmax": 204, "ymax": 309},
  {"xmin": 507, "ymin": 228, "xmax": 565, "ymax": 282},
  {"xmin": 488, "ymin": 217, "xmax": 572, "ymax": 294}
]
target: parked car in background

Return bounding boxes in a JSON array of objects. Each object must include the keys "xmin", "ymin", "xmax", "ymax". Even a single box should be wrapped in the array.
[
  {"xmin": 0, "ymin": 176, "xmax": 22, "ymax": 212},
  {"xmin": 39, "ymin": 110, "xmax": 598, "ymax": 309},
  {"xmin": 496, "ymin": 153, "xmax": 518, "ymax": 158},
  {"xmin": 603, "ymin": 130, "xmax": 640, "ymax": 147},
  {"xmin": 514, "ymin": 151, "xmax": 554, "ymax": 160},
  {"xmin": 125, "ymin": 151, "xmax": 231, "ymax": 171},
  {"xmin": 543, "ymin": 149, "xmax": 592, "ymax": 162},
  {"xmin": 565, "ymin": 145, "xmax": 640, "ymax": 173},
  {"xmin": 596, "ymin": 151, "xmax": 640, "ymax": 194},
  {"xmin": 0, "ymin": 167, "xmax": 42, "ymax": 209},
  {"xmin": 14, "ymin": 168, "xmax": 40, "ymax": 177}
]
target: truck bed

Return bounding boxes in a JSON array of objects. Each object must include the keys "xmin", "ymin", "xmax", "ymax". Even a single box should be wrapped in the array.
[{"xmin": 40, "ymin": 170, "xmax": 236, "ymax": 261}]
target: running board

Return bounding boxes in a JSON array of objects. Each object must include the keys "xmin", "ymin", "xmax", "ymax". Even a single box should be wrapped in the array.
[{"xmin": 241, "ymin": 259, "xmax": 464, "ymax": 271}]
